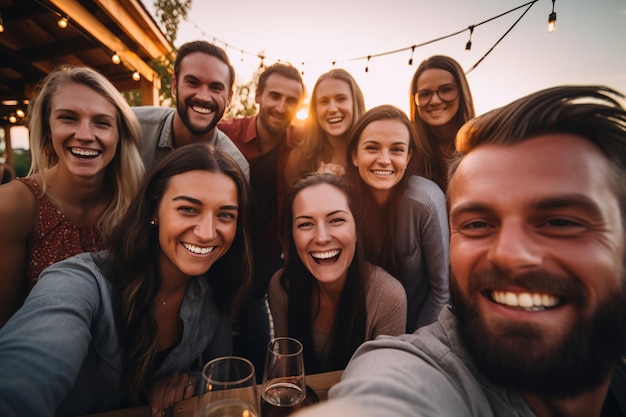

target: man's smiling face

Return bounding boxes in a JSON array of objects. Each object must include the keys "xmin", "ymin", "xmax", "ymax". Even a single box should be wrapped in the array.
[
  {"xmin": 448, "ymin": 133, "xmax": 626, "ymax": 397},
  {"xmin": 173, "ymin": 52, "xmax": 232, "ymax": 136}
]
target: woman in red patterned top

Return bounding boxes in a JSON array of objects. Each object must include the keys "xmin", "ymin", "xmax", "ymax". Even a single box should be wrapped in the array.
[{"xmin": 0, "ymin": 66, "xmax": 145, "ymax": 325}]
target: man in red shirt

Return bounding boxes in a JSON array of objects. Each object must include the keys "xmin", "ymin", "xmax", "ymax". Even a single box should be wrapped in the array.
[{"xmin": 219, "ymin": 62, "xmax": 305, "ymax": 377}]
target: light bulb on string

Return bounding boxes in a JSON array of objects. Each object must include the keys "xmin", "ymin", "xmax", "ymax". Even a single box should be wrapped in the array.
[
  {"xmin": 112, "ymin": 52, "xmax": 121, "ymax": 65},
  {"xmin": 408, "ymin": 46, "xmax": 415, "ymax": 66},
  {"xmin": 365, "ymin": 56, "xmax": 371, "ymax": 73},
  {"xmin": 548, "ymin": 0, "xmax": 557, "ymax": 33},
  {"xmin": 9, "ymin": 115, "xmax": 17, "ymax": 124},
  {"xmin": 465, "ymin": 25, "xmax": 474, "ymax": 51},
  {"xmin": 16, "ymin": 109, "xmax": 25, "ymax": 118},
  {"xmin": 132, "ymin": 71, "xmax": 140, "ymax": 81},
  {"xmin": 0, "ymin": 12, "xmax": 5, "ymax": 33},
  {"xmin": 57, "ymin": 16, "xmax": 68, "ymax": 29},
  {"xmin": 301, "ymin": 62, "xmax": 305, "ymax": 76}
]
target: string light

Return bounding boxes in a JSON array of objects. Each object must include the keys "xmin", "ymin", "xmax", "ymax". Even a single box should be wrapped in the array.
[
  {"xmin": 0, "ymin": 12, "xmax": 5, "ymax": 33},
  {"xmin": 465, "ymin": 25, "xmax": 474, "ymax": 51},
  {"xmin": 15, "ymin": 109, "xmax": 25, "ymax": 118},
  {"xmin": 171, "ymin": 0, "xmax": 543, "ymax": 75},
  {"xmin": 132, "ymin": 70, "xmax": 140, "ymax": 81},
  {"xmin": 466, "ymin": 0, "xmax": 535, "ymax": 74},
  {"xmin": 9, "ymin": 115, "xmax": 17, "ymax": 124},
  {"xmin": 57, "ymin": 16, "xmax": 68, "ymax": 29},
  {"xmin": 111, "ymin": 52, "xmax": 121, "ymax": 64},
  {"xmin": 408, "ymin": 46, "xmax": 415, "ymax": 66},
  {"xmin": 548, "ymin": 0, "xmax": 557, "ymax": 33}
]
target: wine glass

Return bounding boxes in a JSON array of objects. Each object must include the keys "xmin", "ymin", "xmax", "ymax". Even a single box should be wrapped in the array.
[
  {"xmin": 260, "ymin": 337, "xmax": 306, "ymax": 417},
  {"xmin": 197, "ymin": 356, "xmax": 259, "ymax": 417}
]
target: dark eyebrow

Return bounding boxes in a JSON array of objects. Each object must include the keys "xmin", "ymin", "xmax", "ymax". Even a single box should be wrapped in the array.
[
  {"xmin": 53, "ymin": 108, "xmax": 115, "ymax": 119},
  {"xmin": 173, "ymin": 195, "xmax": 202, "ymax": 205},
  {"xmin": 182, "ymin": 74, "xmax": 199, "ymax": 82},
  {"xmin": 449, "ymin": 202, "xmax": 492, "ymax": 221},
  {"xmin": 172, "ymin": 196, "xmax": 239, "ymax": 211},
  {"xmin": 294, "ymin": 210, "xmax": 349, "ymax": 222},
  {"xmin": 532, "ymin": 194, "xmax": 603, "ymax": 215},
  {"xmin": 361, "ymin": 140, "xmax": 408, "ymax": 147},
  {"xmin": 450, "ymin": 194, "xmax": 603, "ymax": 220}
]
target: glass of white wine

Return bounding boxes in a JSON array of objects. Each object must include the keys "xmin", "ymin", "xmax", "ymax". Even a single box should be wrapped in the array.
[
  {"xmin": 260, "ymin": 337, "xmax": 306, "ymax": 417},
  {"xmin": 197, "ymin": 356, "xmax": 259, "ymax": 417}
]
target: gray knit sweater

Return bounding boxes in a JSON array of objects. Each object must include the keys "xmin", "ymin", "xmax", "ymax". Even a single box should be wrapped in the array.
[{"xmin": 394, "ymin": 175, "xmax": 449, "ymax": 331}]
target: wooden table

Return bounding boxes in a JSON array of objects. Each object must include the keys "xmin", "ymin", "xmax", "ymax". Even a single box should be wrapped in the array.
[{"xmin": 83, "ymin": 370, "xmax": 343, "ymax": 417}]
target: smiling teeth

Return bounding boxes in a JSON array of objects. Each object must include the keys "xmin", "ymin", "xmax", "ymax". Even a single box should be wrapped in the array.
[
  {"xmin": 327, "ymin": 117, "xmax": 343, "ymax": 123},
  {"xmin": 491, "ymin": 291, "xmax": 559, "ymax": 309},
  {"xmin": 372, "ymin": 170, "xmax": 393, "ymax": 175},
  {"xmin": 182, "ymin": 242, "xmax": 214, "ymax": 254},
  {"xmin": 192, "ymin": 106, "xmax": 213, "ymax": 114},
  {"xmin": 311, "ymin": 250, "xmax": 340, "ymax": 259},
  {"xmin": 70, "ymin": 148, "xmax": 100, "ymax": 157}
]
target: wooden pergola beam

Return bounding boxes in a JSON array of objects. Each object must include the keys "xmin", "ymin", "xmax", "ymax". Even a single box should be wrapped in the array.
[{"xmin": 50, "ymin": 0, "xmax": 161, "ymax": 87}]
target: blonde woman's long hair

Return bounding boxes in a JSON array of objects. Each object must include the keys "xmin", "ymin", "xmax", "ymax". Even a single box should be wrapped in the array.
[
  {"xmin": 298, "ymin": 69, "xmax": 366, "ymax": 174},
  {"xmin": 26, "ymin": 65, "xmax": 145, "ymax": 238}
]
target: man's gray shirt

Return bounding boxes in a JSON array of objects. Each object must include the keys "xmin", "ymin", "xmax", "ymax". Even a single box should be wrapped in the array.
[{"xmin": 132, "ymin": 106, "xmax": 249, "ymax": 179}]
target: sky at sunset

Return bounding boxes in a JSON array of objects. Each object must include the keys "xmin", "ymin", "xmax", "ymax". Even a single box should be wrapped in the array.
[
  {"xmin": 144, "ymin": 0, "xmax": 626, "ymax": 117},
  {"xmin": 8, "ymin": 0, "xmax": 626, "ymax": 149}
]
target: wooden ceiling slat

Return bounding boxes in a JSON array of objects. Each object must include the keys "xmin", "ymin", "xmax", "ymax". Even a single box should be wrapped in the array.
[{"xmin": 0, "ymin": 0, "xmax": 172, "ymax": 126}]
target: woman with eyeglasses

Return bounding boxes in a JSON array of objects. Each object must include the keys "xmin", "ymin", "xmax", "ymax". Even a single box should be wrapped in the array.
[{"xmin": 409, "ymin": 55, "xmax": 475, "ymax": 191}]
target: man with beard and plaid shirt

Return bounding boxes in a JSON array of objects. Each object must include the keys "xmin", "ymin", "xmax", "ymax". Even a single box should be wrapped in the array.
[{"xmin": 295, "ymin": 85, "xmax": 626, "ymax": 417}]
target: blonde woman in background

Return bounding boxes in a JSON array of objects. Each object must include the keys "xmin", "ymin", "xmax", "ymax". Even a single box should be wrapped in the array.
[{"xmin": 285, "ymin": 68, "xmax": 366, "ymax": 185}]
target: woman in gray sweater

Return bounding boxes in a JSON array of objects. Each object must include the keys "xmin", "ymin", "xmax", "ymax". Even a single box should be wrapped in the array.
[{"xmin": 345, "ymin": 105, "xmax": 450, "ymax": 332}]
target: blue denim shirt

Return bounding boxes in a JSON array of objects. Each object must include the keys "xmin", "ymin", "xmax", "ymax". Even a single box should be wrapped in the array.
[{"xmin": 0, "ymin": 251, "xmax": 232, "ymax": 416}]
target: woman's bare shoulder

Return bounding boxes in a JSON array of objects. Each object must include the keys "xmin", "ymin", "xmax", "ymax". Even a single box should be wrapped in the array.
[{"xmin": 0, "ymin": 179, "xmax": 38, "ymax": 234}]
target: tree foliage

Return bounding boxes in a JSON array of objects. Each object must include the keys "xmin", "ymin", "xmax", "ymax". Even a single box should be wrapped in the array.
[
  {"xmin": 150, "ymin": 0, "xmax": 192, "ymax": 105},
  {"xmin": 153, "ymin": 0, "xmax": 192, "ymax": 45},
  {"xmin": 124, "ymin": 0, "xmax": 261, "ymax": 117},
  {"xmin": 225, "ymin": 64, "xmax": 264, "ymax": 119},
  {"xmin": 150, "ymin": 53, "xmax": 176, "ymax": 106}
]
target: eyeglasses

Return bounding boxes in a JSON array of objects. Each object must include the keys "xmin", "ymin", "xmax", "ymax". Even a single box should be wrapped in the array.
[{"xmin": 414, "ymin": 83, "xmax": 459, "ymax": 107}]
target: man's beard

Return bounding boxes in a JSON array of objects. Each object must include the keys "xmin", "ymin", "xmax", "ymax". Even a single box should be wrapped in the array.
[
  {"xmin": 451, "ymin": 267, "xmax": 626, "ymax": 398},
  {"xmin": 176, "ymin": 96, "xmax": 223, "ymax": 136},
  {"xmin": 259, "ymin": 110, "xmax": 289, "ymax": 139}
]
